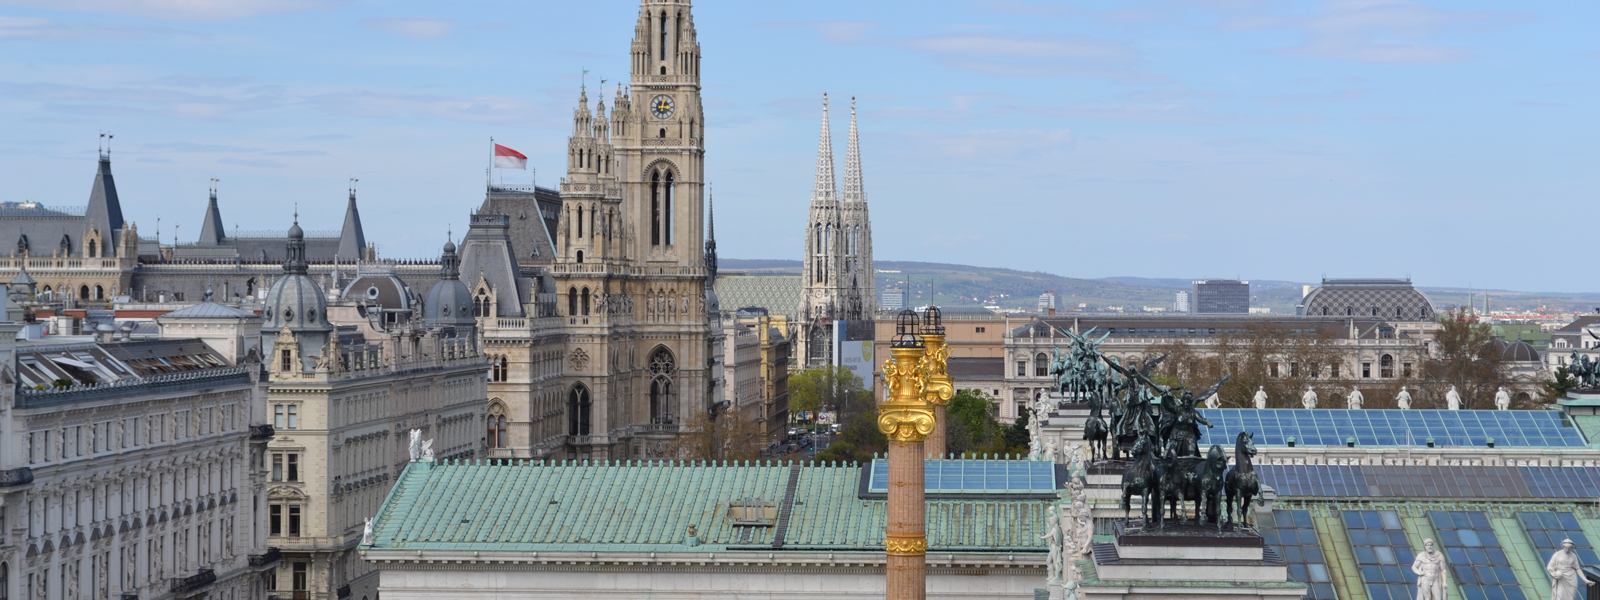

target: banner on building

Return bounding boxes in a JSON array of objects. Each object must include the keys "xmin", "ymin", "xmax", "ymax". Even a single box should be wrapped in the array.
[{"xmin": 833, "ymin": 319, "xmax": 875, "ymax": 392}]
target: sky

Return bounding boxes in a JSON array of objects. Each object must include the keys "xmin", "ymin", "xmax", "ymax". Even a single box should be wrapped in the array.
[{"xmin": 0, "ymin": 0, "xmax": 1595, "ymax": 292}]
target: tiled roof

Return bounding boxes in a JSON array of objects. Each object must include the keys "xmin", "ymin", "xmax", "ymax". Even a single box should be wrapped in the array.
[
  {"xmin": 370, "ymin": 460, "xmax": 1051, "ymax": 553},
  {"xmin": 716, "ymin": 275, "xmax": 802, "ymax": 319}
]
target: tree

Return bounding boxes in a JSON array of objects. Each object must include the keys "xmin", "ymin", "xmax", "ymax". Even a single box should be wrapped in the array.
[
  {"xmin": 1546, "ymin": 366, "xmax": 1577, "ymax": 402},
  {"xmin": 788, "ymin": 366, "xmax": 870, "ymax": 422},
  {"xmin": 666, "ymin": 404, "xmax": 767, "ymax": 462},
  {"xmin": 1421, "ymin": 309, "xmax": 1508, "ymax": 410},
  {"xmin": 812, "ymin": 406, "xmax": 887, "ymax": 464},
  {"xmin": 945, "ymin": 390, "xmax": 1027, "ymax": 458}
]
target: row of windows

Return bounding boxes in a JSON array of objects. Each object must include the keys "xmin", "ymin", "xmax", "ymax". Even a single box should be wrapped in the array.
[
  {"xmin": 1316, "ymin": 305, "xmax": 1431, "ymax": 318},
  {"xmin": 27, "ymin": 406, "xmax": 238, "ymax": 464}
]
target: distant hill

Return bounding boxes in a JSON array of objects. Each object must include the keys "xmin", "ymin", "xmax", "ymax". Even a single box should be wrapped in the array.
[{"xmin": 720, "ymin": 259, "xmax": 1599, "ymax": 314}]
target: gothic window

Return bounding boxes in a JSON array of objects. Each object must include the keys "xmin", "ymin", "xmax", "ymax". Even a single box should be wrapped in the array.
[
  {"xmin": 1035, "ymin": 353, "xmax": 1049, "ymax": 377},
  {"xmin": 1346, "ymin": 306, "xmax": 1353, "ymax": 316},
  {"xmin": 60, "ymin": 235, "xmax": 70, "ymax": 255},
  {"xmin": 1395, "ymin": 306, "xmax": 1403, "ymax": 318},
  {"xmin": 94, "ymin": 285, "xmax": 103, "ymax": 300},
  {"xmin": 576, "ymin": 250, "xmax": 584, "ymax": 264},
  {"xmin": 581, "ymin": 287, "xmax": 590, "ymax": 316},
  {"xmin": 1, "ymin": 562, "xmax": 7, "ymax": 600},
  {"xmin": 664, "ymin": 171, "xmax": 674, "ymax": 244},
  {"xmin": 576, "ymin": 205, "xmax": 584, "ymax": 238},
  {"xmin": 568, "ymin": 287, "xmax": 578, "ymax": 316},
  {"xmin": 649, "ymin": 347, "xmax": 676, "ymax": 425},
  {"xmin": 1380, "ymin": 354, "xmax": 1394, "ymax": 378},
  {"xmin": 1322, "ymin": 307, "xmax": 1329, "ymax": 316},
  {"xmin": 659, "ymin": 12, "xmax": 668, "ymax": 60},
  {"xmin": 487, "ymin": 405, "xmax": 507, "ymax": 448},
  {"xmin": 1370, "ymin": 306, "xmax": 1378, "ymax": 316},
  {"xmin": 79, "ymin": 285, "xmax": 89, "ymax": 299},
  {"xmin": 15, "ymin": 235, "xmax": 26, "ymax": 255},
  {"xmin": 567, "ymin": 385, "xmax": 591, "ymax": 436},
  {"xmin": 651, "ymin": 172, "xmax": 661, "ymax": 245},
  {"xmin": 88, "ymin": 239, "xmax": 97, "ymax": 257}
]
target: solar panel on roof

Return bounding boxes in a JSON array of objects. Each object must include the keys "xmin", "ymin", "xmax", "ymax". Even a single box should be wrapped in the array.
[
  {"xmin": 1196, "ymin": 409, "xmax": 1587, "ymax": 448},
  {"xmin": 864, "ymin": 459, "xmax": 1057, "ymax": 495},
  {"xmin": 1258, "ymin": 465, "xmax": 1600, "ymax": 499}
]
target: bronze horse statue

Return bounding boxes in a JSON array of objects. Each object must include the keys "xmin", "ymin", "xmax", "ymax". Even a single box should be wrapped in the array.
[
  {"xmin": 1120, "ymin": 435, "xmax": 1162, "ymax": 528},
  {"xmin": 1199, "ymin": 443, "xmax": 1229, "ymax": 530},
  {"xmin": 1225, "ymin": 431, "xmax": 1261, "ymax": 527},
  {"xmin": 1083, "ymin": 393, "xmax": 1110, "ymax": 461},
  {"xmin": 1158, "ymin": 440, "xmax": 1202, "ymax": 526}
]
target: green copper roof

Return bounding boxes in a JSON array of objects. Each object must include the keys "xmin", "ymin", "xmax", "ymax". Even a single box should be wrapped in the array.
[{"xmin": 369, "ymin": 459, "xmax": 1051, "ymax": 553}]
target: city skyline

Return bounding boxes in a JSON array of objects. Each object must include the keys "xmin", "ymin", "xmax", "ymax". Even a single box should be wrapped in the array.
[{"xmin": 0, "ymin": 0, "xmax": 1595, "ymax": 291}]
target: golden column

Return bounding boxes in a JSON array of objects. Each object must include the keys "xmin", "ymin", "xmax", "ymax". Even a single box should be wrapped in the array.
[
  {"xmin": 920, "ymin": 307, "xmax": 955, "ymax": 459},
  {"xmin": 880, "ymin": 310, "xmax": 934, "ymax": 600}
]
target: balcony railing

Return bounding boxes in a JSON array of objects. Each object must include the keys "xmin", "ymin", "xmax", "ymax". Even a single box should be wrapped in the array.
[{"xmin": 171, "ymin": 568, "xmax": 216, "ymax": 594}]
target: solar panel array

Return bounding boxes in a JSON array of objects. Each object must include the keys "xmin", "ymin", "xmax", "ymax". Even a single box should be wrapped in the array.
[
  {"xmin": 866, "ymin": 459, "xmax": 1056, "ymax": 494},
  {"xmin": 1519, "ymin": 512, "xmax": 1600, "ymax": 566},
  {"xmin": 1195, "ymin": 409, "xmax": 1587, "ymax": 448},
  {"xmin": 1257, "ymin": 465, "xmax": 1600, "ymax": 499},
  {"xmin": 1259, "ymin": 510, "xmax": 1337, "ymax": 600},
  {"xmin": 1429, "ymin": 511, "xmax": 1527, "ymax": 600},
  {"xmin": 1343, "ymin": 510, "xmax": 1418, "ymax": 600}
]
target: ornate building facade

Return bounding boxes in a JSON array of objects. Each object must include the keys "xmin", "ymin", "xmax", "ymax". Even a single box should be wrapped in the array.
[
  {"xmin": 797, "ymin": 96, "xmax": 875, "ymax": 368},
  {"xmin": 259, "ymin": 227, "xmax": 486, "ymax": 600},
  {"xmin": 479, "ymin": 0, "xmax": 720, "ymax": 462},
  {"xmin": 0, "ymin": 307, "xmax": 278, "ymax": 600}
]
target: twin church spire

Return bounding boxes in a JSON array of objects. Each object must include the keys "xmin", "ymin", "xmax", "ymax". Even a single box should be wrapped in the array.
[{"xmin": 798, "ymin": 93, "xmax": 876, "ymax": 366}]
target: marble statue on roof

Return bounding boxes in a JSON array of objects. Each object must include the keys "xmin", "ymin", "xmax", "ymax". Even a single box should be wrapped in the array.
[
  {"xmin": 421, "ymin": 439, "xmax": 435, "ymax": 462},
  {"xmin": 1413, "ymin": 538, "xmax": 1448, "ymax": 600},
  {"xmin": 1254, "ymin": 386, "xmax": 1268, "ymax": 409},
  {"xmin": 1040, "ymin": 504, "xmax": 1064, "ymax": 584},
  {"xmin": 1301, "ymin": 386, "xmax": 1318, "ymax": 409},
  {"xmin": 362, "ymin": 518, "xmax": 374, "ymax": 546},
  {"xmin": 1396, "ymin": 386, "xmax": 1412, "ymax": 410},
  {"xmin": 1495, "ymin": 387, "xmax": 1512, "ymax": 411},
  {"xmin": 1446, "ymin": 386, "xmax": 1462, "ymax": 410},
  {"xmin": 1347, "ymin": 387, "xmax": 1363, "ymax": 410},
  {"xmin": 1205, "ymin": 392, "xmax": 1220, "ymax": 409},
  {"xmin": 408, "ymin": 429, "xmax": 422, "ymax": 462},
  {"xmin": 1548, "ymin": 538, "xmax": 1595, "ymax": 600}
]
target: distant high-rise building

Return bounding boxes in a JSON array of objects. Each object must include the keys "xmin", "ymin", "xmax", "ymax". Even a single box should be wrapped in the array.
[
  {"xmin": 881, "ymin": 286, "xmax": 905, "ymax": 311},
  {"xmin": 1192, "ymin": 279, "xmax": 1250, "ymax": 314},
  {"xmin": 1175, "ymin": 291, "xmax": 1190, "ymax": 313},
  {"xmin": 1038, "ymin": 292, "xmax": 1058, "ymax": 313}
]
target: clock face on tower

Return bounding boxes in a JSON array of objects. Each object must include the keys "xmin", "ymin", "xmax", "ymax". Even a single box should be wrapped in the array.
[{"xmin": 650, "ymin": 95, "xmax": 675, "ymax": 120}]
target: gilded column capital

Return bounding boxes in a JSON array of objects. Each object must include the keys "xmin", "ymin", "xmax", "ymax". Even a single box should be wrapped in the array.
[
  {"xmin": 880, "ymin": 345, "xmax": 933, "ymax": 443},
  {"xmin": 919, "ymin": 334, "xmax": 954, "ymax": 406}
]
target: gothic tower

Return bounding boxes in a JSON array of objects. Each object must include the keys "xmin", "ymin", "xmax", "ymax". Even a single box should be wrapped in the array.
[
  {"xmin": 798, "ymin": 96, "xmax": 876, "ymax": 368},
  {"xmin": 550, "ymin": 0, "xmax": 713, "ymax": 459}
]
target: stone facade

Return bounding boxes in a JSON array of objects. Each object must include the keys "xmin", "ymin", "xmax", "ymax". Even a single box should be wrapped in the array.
[
  {"xmin": 0, "ymin": 320, "xmax": 277, "ymax": 600},
  {"xmin": 260, "ymin": 233, "xmax": 487, "ymax": 600}
]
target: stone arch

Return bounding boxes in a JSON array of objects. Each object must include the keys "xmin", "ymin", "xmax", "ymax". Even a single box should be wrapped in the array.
[{"xmin": 567, "ymin": 384, "xmax": 592, "ymax": 436}]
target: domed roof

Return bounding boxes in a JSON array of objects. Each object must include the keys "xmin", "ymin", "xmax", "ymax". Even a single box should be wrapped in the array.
[
  {"xmin": 288, "ymin": 221, "xmax": 304, "ymax": 239},
  {"xmin": 1495, "ymin": 339, "xmax": 1541, "ymax": 363},
  {"xmin": 424, "ymin": 237, "xmax": 474, "ymax": 328},
  {"xmin": 263, "ymin": 272, "xmax": 331, "ymax": 332}
]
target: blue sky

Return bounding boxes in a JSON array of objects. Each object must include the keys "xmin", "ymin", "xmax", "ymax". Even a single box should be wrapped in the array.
[{"xmin": 1, "ymin": 0, "xmax": 1594, "ymax": 291}]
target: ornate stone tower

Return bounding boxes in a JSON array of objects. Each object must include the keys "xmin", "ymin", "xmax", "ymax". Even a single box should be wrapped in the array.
[
  {"xmin": 798, "ymin": 95, "xmax": 876, "ymax": 368},
  {"xmin": 550, "ymin": 0, "xmax": 713, "ymax": 459}
]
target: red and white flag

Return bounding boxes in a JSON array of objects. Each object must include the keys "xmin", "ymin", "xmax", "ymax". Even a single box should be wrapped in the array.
[{"xmin": 493, "ymin": 143, "xmax": 526, "ymax": 170}]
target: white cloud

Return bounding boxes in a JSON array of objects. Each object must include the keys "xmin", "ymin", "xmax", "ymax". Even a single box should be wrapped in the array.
[
  {"xmin": 362, "ymin": 18, "xmax": 456, "ymax": 40},
  {"xmin": 0, "ymin": 0, "xmax": 341, "ymax": 22},
  {"xmin": 1225, "ymin": 0, "xmax": 1512, "ymax": 64}
]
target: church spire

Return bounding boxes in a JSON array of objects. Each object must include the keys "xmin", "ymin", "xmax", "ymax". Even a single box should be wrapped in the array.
[
  {"xmin": 812, "ymin": 93, "xmax": 836, "ymax": 204},
  {"xmin": 842, "ymin": 97, "xmax": 866, "ymax": 204},
  {"xmin": 198, "ymin": 180, "xmax": 226, "ymax": 246},
  {"xmin": 704, "ymin": 187, "xmax": 717, "ymax": 281},
  {"xmin": 336, "ymin": 181, "xmax": 366, "ymax": 262}
]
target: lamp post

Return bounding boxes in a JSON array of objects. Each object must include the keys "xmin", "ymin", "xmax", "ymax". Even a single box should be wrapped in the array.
[
  {"xmin": 880, "ymin": 309, "xmax": 933, "ymax": 600},
  {"xmin": 920, "ymin": 306, "xmax": 954, "ymax": 459}
]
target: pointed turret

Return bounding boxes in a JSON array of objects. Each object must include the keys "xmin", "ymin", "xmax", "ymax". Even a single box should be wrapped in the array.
[
  {"xmin": 842, "ymin": 98, "xmax": 866, "ymax": 205},
  {"xmin": 336, "ymin": 187, "xmax": 367, "ymax": 262},
  {"xmin": 197, "ymin": 186, "xmax": 226, "ymax": 246},
  {"xmin": 812, "ymin": 94, "xmax": 837, "ymax": 204},
  {"xmin": 86, "ymin": 151, "xmax": 126, "ymax": 250},
  {"xmin": 285, "ymin": 215, "xmax": 308, "ymax": 275},
  {"xmin": 704, "ymin": 189, "xmax": 717, "ymax": 281}
]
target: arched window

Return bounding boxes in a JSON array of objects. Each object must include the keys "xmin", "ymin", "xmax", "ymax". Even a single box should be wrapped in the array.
[
  {"xmin": 581, "ymin": 287, "xmax": 590, "ymax": 316},
  {"xmin": 651, "ymin": 171, "xmax": 662, "ymax": 246},
  {"xmin": 94, "ymin": 285, "xmax": 104, "ymax": 300},
  {"xmin": 568, "ymin": 385, "xmax": 591, "ymax": 436},
  {"xmin": 16, "ymin": 235, "xmax": 27, "ymax": 255},
  {"xmin": 1379, "ymin": 354, "xmax": 1394, "ymax": 378},
  {"xmin": 1, "ymin": 561, "xmax": 7, "ymax": 600},
  {"xmin": 576, "ymin": 250, "xmax": 584, "ymax": 264},
  {"xmin": 79, "ymin": 285, "xmax": 89, "ymax": 299},
  {"xmin": 88, "ymin": 239, "xmax": 97, "ymax": 257},
  {"xmin": 1346, "ymin": 306, "xmax": 1353, "ymax": 316},
  {"xmin": 649, "ymin": 348, "xmax": 676, "ymax": 425},
  {"xmin": 60, "ymin": 234, "xmax": 70, "ymax": 255},
  {"xmin": 576, "ymin": 205, "xmax": 584, "ymax": 238},
  {"xmin": 487, "ymin": 406, "xmax": 507, "ymax": 449},
  {"xmin": 1370, "ymin": 306, "xmax": 1379, "ymax": 316},
  {"xmin": 1419, "ymin": 306, "xmax": 1430, "ymax": 319},
  {"xmin": 1035, "ymin": 352, "xmax": 1049, "ymax": 377},
  {"xmin": 1395, "ymin": 306, "xmax": 1403, "ymax": 318},
  {"xmin": 663, "ymin": 171, "xmax": 673, "ymax": 245},
  {"xmin": 1322, "ymin": 307, "xmax": 1330, "ymax": 316},
  {"xmin": 568, "ymin": 287, "xmax": 578, "ymax": 316}
]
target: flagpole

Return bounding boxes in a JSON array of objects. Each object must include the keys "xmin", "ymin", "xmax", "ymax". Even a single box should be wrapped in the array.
[{"xmin": 488, "ymin": 136, "xmax": 494, "ymax": 192}]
